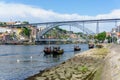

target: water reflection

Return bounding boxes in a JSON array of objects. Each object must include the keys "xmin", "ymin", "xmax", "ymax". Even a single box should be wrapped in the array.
[
  {"xmin": 74, "ymin": 50, "xmax": 81, "ymax": 54},
  {"xmin": 44, "ymin": 54, "xmax": 62, "ymax": 62}
]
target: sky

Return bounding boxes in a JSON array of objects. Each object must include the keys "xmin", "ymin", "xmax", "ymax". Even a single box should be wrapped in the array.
[{"xmin": 0, "ymin": 0, "xmax": 120, "ymax": 32}]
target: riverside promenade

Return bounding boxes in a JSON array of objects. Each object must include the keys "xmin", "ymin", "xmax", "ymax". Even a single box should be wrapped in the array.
[
  {"xmin": 26, "ymin": 44, "xmax": 116, "ymax": 80},
  {"xmin": 102, "ymin": 44, "xmax": 120, "ymax": 80}
]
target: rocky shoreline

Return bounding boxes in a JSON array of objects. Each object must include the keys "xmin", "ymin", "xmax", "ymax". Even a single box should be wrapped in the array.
[{"xmin": 26, "ymin": 45, "xmax": 109, "ymax": 80}]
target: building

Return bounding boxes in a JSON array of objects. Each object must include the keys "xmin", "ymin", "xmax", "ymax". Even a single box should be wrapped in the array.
[
  {"xmin": 36, "ymin": 26, "xmax": 46, "ymax": 40},
  {"xmin": 116, "ymin": 26, "xmax": 120, "ymax": 32},
  {"xmin": 6, "ymin": 22, "xmax": 16, "ymax": 25},
  {"xmin": 106, "ymin": 32, "xmax": 111, "ymax": 37},
  {"xmin": 0, "ymin": 27, "xmax": 11, "ymax": 33},
  {"xmin": 110, "ymin": 25, "xmax": 120, "ymax": 43},
  {"xmin": 29, "ymin": 26, "xmax": 37, "ymax": 42}
]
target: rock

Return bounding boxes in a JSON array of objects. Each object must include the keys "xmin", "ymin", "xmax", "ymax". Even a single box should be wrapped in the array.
[
  {"xmin": 52, "ymin": 74, "xmax": 59, "ymax": 79},
  {"xmin": 70, "ymin": 76, "xmax": 77, "ymax": 80},
  {"xmin": 58, "ymin": 73, "xmax": 66, "ymax": 79},
  {"xmin": 55, "ymin": 79, "xmax": 60, "ymax": 80},
  {"xmin": 49, "ymin": 70, "xmax": 55, "ymax": 75},
  {"xmin": 71, "ymin": 74, "xmax": 82, "ymax": 79},
  {"xmin": 64, "ymin": 71, "xmax": 72, "ymax": 78},
  {"xmin": 41, "ymin": 72, "xmax": 49, "ymax": 76},
  {"xmin": 36, "ymin": 77, "xmax": 47, "ymax": 80}
]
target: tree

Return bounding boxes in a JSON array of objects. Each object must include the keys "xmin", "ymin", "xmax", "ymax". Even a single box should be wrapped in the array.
[
  {"xmin": 88, "ymin": 35, "xmax": 94, "ymax": 39},
  {"xmin": 10, "ymin": 32, "xmax": 17, "ymax": 40},
  {"xmin": 0, "ymin": 22, "xmax": 6, "ymax": 26},
  {"xmin": 113, "ymin": 36, "xmax": 117, "ymax": 43},
  {"xmin": 95, "ymin": 31, "xmax": 106, "ymax": 43},
  {"xmin": 20, "ymin": 27, "xmax": 31, "ymax": 38},
  {"xmin": 106, "ymin": 35, "xmax": 112, "ymax": 43},
  {"xmin": 22, "ymin": 21, "xmax": 29, "ymax": 24}
]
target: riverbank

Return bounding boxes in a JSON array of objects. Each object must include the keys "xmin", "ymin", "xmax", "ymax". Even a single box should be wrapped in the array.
[
  {"xmin": 101, "ymin": 44, "xmax": 120, "ymax": 80},
  {"xmin": 0, "ymin": 42, "xmax": 36, "ymax": 45},
  {"xmin": 26, "ymin": 44, "xmax": 110, "ymax": 80},
  {"xmin": 0, "ymin": 41, "xmax": 87, "ymax": 45}
]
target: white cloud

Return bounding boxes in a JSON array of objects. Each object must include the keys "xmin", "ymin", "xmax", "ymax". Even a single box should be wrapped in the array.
[
  {"xmin": 96, "ymin": 9, "xmax": 120, "ymax": 19},
  {"xmin": 0, "ymin": 2, "xmax": 120, "ymax": 32}
]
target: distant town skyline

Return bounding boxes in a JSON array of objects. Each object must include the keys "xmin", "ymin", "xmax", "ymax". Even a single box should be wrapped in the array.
[{"xmin": 0, "ymin": 0, "xmax": 120, "ymax": 32}]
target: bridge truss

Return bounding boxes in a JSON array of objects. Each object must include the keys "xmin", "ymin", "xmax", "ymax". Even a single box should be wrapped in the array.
[{"xmin": 7, "ymin": 18, "xmax": 120, "ymax": 42}]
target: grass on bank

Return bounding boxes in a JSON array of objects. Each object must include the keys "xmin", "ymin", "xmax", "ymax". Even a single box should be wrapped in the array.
[
  {"xmin": 93, "ymin": 48, "xmax": 109, "ymax": 56},
  {"xmin": 92, "ymin": 46, "xmax": 110, "ymax": 80},
  {"xmin": 93, "ymin": 65, "xmax": 103, "ymax": 80}
]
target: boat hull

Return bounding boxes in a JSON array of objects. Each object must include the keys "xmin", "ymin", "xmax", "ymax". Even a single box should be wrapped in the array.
[{"xmin": 88, "ymin": 44, "xmax": 94, "ymax": 49}]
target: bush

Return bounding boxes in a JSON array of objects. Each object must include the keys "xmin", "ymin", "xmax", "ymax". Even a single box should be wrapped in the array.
[
  {"xmin": 96, "ymin": 44, "xmax": 103, "ymax": 48},
  {"xmin": 78, "ymin": 66, "xmax": 88, "ymax": 73}
]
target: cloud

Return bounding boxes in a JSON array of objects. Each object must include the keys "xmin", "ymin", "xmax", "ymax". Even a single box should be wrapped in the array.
[
  {"xmin": 0, "ymin": 2, "xmax": 120, "ymax": 32},
  {"xmin": 96, "ymin": 9, "xmax": 120, "ymax": 19}
]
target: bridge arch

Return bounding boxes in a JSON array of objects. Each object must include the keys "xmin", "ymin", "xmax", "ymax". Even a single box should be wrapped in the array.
[{"xmin": 38, "ymin": 22, "xmax": 95, "ymax": 39}]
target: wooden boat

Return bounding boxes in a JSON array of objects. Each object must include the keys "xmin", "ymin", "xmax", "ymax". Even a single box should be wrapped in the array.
[
  {"xmin": 52, "ymin": 47, "xmax": 64, "ymax": 55},
  {"xmin": 74, "ymin": 46, "xmax": 81, "ymax": 51},
  {"xmin": 44, "ymin": 46, "xmax": 64, "ymax": 55},
  {"xmin": 43, "ymin": 47, "xmax": 52, "ymax": 54},
  {"xmin": 88, "ymin": 44, "xmax": 94, "ymax": 49},
  {"xmin": 57, "ymin": 49, "xmax": 64, "ymax": 54},
  {"xmin": 96, "ymin": 44, "xmax": 103, "ymax": 48}
]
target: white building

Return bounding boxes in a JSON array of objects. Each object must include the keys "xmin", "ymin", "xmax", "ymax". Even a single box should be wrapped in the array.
[{"xmin": 0, "ymin": 27, "xmax": 11, "ymax": 33}]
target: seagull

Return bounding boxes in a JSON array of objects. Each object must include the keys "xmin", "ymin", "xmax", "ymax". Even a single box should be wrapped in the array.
[
  {"xmin": 30, "ymin": 56, "xmax": 33, "ymax": 59},
  {"xmin": 17, "ymin": 59, "xmax": 20, "ymax": 63}
]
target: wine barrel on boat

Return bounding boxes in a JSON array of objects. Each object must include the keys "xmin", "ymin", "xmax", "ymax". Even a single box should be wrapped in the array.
[
  {"xmin": 43, "ymin": 46, "xmax": 64, "ymax": 55},
  {"xmin": 52, "ymin": 46, "xmax": 64, "ymax": 55},
  {"xmin": 43, "ymin": 47, "xmax": 52, "ymax": 54}
]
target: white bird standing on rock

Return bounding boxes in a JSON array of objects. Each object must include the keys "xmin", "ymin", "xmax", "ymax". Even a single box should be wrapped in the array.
[
  {"xmin": 17, "ymin": 59, "xmax": 20, "ymax": 63},
  {"xmin": 30, "ymin": 56, "xmax": 33, "ymax": 62},
  {"xmin": 30, "ymin": 56, "xmax": 33, "ymax": 59}
]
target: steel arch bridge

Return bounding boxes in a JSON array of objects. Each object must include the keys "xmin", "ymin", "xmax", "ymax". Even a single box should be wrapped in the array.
[
  {"xmin": 7, "ymin": 18, "xmax": 120, "ymax": 41},
  {"xmin": 36, "ymin": 22, "xmax": 95, "ymax": 41},
  {"xmin": 38, "ymin": 22, "xmax": 95, "ymax": 38}
]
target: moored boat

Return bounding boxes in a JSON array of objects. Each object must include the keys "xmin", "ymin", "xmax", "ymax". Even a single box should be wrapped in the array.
[
  {"xmin": 88, "ymin": 44, "xmax": 94, "ymax": 49},
  {"xmin": 74, "ymin": 46, "xmax": 81, "ymax": 51},
  {"xmin": 43, "ymin": 46, "xmax": 64, "ymax": 55},
  {"xmin": 43, "ymin": 47, "xmax": 52, "ymax": 54},
  {"xmin": 52, "ymin": 46, "xmax": 64, "ymax": 55}
]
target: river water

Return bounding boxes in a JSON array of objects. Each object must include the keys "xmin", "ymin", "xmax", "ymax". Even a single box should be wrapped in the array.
[{"xmin": 0, "ymin": 44, "xmax": 89, "ymax": 80}]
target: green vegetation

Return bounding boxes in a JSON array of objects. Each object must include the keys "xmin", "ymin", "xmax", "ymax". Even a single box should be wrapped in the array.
[
  {"xmin": 10, "ymin": 32, "xmax": 17, "ymax": 40},
  {"xmin": 94, "ymin": 31, "xmax": 117, "ymax": 43},
  {"xmin": 44, "ymin": 26, "xmax": 83, "ymax": 39},
  {"xmin": 20, "ymin": 27, "xmax": 31, "ymax": 38},
  {"xmin": 88, "ymin": 35, "xmax": 94, "ymax": 39},
  {"xmin": 93, "ymin": 65, "xmax": 103, "ymax": 80},
  {"xmin": 96, "ymin": 44, "xmax": 104, "ymax": 48},
  {"xmin": 22, "ymin": 21, "xmax": 29, "ymax": 24},
  {"xmin": 0, "ymin": 22, "xmax": 6, "ymax": 26},
  {"xmin": 93, "ymin": 48, "xmax": 109, "ymax": 56},
  {"xmin": 106, "ymin": 35, "xmax": 117, "ymax": 43},
  {"xmin": 78, "ymin": 66, "xmax": 88, "ymax": 73},
  {"xmin": 106, "ymin": 35, "xmax": 112, "ymax": 43},
  {"xmin": 95, "ymin": 31, "xmax": 106, "ymax": 43},
  {"xmin": 44, "ymin": 26, "xmax": 69, "ymax": 39}
]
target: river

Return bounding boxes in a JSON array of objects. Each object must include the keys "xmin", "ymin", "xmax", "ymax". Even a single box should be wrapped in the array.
[{"xmin": 0, "ymin": 44, "xmax": 89, "ymax": 80}]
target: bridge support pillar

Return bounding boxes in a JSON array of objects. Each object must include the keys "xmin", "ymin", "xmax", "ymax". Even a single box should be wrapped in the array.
[
  {"xmin": 83, "ymin": 22, "xmax": 85, "ymax": 34},
  {"xmin": 96, "ymin": 21, "xmax": 99, "ymax": 34}
]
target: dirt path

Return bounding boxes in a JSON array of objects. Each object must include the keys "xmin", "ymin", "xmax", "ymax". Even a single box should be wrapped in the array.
[{"xmin": 102, "ymin": 44, "xmax": 120, "ymax": 80}]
